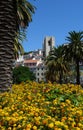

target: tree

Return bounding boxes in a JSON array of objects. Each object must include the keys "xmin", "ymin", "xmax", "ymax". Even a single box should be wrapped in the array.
[
  {"xmin": 0, "ymin": 0, "xmax": 35, "ymax": 92},
  {"xmin": 16, "ymin": 0, "xmax": 35, "ymax": 29},
  {"xmin": 65, "ymin": 31, "xmax": 83, "ymax": 84},
  {"xmin": 0, "ymin": 0, "xmax": 17, "ymax": 92},
  {"xmin": 14, "ymin": 0, "xmax": 35, "ymax": 59},
  {"xmin": 45, "ymin": 46, "xmax": 70, "ymax": 83},
  {"xmin": 14, "ymin": 30, "xmax": 26, "ymax": 59},
  {"xmin": 13, "ymin": 66, "xmax": 35, "ymax": 84}
]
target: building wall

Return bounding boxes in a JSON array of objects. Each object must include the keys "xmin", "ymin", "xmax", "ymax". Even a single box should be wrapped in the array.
[
  {"xmin": 35, "ymin": 65, "xmax": 46, "ymax": 82},
  {"xmin": 15, "ymin": 36, "xmax": 55, "ymax": 82}
]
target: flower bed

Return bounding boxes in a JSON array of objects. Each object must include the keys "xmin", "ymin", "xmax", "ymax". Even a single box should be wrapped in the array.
[{"xmin": 0, "ymin": 82, "xmax": 83, "ymax": 130}]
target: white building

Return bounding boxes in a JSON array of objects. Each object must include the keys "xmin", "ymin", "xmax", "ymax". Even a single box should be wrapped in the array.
[
  {"xmin": 15, "ymin": 36, "xmax": 55, "ymax": 82},
  {"xmin": 35, "ymin": 63, "xmax": 46, "ymax": 82},
  {"xmin": 24, "ymin": 59, "xmax": 46, "ymax": 82},
  {"xmin": 15, "ymin": 55, "xmax": 24, "ymax": 67}
]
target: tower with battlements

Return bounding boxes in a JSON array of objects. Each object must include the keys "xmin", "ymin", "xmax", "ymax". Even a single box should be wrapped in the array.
[{"xmin": 43, "ymin": 36, "xmax": 55, "ymax": 58}]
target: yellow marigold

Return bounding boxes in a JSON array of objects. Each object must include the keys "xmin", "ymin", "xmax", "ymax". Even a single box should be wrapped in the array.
[
  {"xmin": 11, "ymin": 117, "xmax": 17, "ymax": 123},
  {"xmin": 54, "ymin": 127, "xmax": 58, "ymax": 130},
  {"xmin": 71, "ymin": 122, "xmax": 76, "ymax": 127},
  {"xmin": 32, "ymin": 126, "xmax": 37, "ymax": 130},
  {"xmin": 53, "ymin": 99, "xmax": 57, "ymax": 105},
  {"xmin": 26, "ymin": 124, "xmax": 32, "ymax": 128},
  {"xmin": 61, "ymin": 117, "xmax": 67, "ymax": 122},
  {"xmin": 8, "ymin": 127, "xmax": 12, "ymax": 130},
  {"xmin": 42, "ymin": 119, "xmax": 48, "ymax": 125},
  {"xmin": 34, "ymin": 112, "xmax": 38, "ymax": 117},
  {"xmin": 27, "ymin": 95, "xmax": 32, "ymax": 100},
  {"xmin": 76, "ymin": 110, "xmax": 82, "ymax": 116},
  {"xmin": 55, "ymin": 121, "xmax": 61, "ymax": 125},
  {"xmin": 64, "ymin": 124, "xmax": 68, "ymax": 129},
  {"xmin": 66, "ymin": 99, "xmax": 71, "ymax": 104},
  {"xmin": 48, "ymin": 122, "xmax": 54, "ymax": 128},
  {"xmin": 75, "ymin": 127, "xmax": 81, "ymax": 130},
  {"xmin": 13, "ymin": 124, "xmax": 17, "ymax": 127},
  {"xmin": 17, "ymin": 124, "xmax": 21, "ymax": 128},
  {"xmin": 19, "ymin": 111, "xmax": 23, "ymax": 114},
  {"xmin": 54, "ymin": 128, "xmax": 62, "ymax": 130},
  {"xmin": 25, "ymin": 128, "xmax": 31, "ymax": 130},
  {"xmin": 35, "ymin": 121, "xmax": 40, "ymax": 125},
  {"xmin": 68, "ymin": 117, "xmax": 74, "ymax": 121},
  {"xmin": 12, "ymin": 127, "xmax": 17, "ymax": 130}
]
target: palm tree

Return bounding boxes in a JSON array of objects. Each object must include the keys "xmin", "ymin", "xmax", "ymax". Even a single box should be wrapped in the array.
[
  {"xmin": 16, "ymin": 0, "xmax": 35, "ymax": 28},
  {"xmin": 45, "ymin": 46, "xmax": 70, "ymax": 84},
  {"xmin": 45, "ymin": 59, "xmax": 57, "ymax": 83},
  {"xmin": 0, "ymin": 0, "xmax": 35, "ymax": 92},
  {"xmin": 65, "ymin": 31, "xmax": 83, "ymax": 84},
  {"xmin": 14, "ymin": 30, "xmax": 26, "ymax": 59},
  {"xmin": 0, "ymin": 0, "xmax": 17, "ymax": 92},
  {"xmin": 14, "ymin": 0, "xmax": 35, "ymax": 59}
]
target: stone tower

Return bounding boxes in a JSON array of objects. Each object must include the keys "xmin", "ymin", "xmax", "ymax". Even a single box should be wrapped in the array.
[{"xmin": 43, "ymin": 36, "xmax": 55, "ymax": 58}]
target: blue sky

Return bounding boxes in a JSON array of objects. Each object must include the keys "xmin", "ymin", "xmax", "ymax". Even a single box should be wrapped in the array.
[{"xmin": 23, "ymin": 0, "xmax": 83, "ymax": 52}]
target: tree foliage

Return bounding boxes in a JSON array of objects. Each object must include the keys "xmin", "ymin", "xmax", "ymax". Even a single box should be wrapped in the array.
[
  {"xmin": 65, "ymin": 31, "xmax": 83, "ymax": 84},
  {"xmin": 13, "ymin": 66, "xmax": 35, "ymax": 84},
  {"xmin": 45, "ymin": 46, "xmax": 70, "ymax": 83}
]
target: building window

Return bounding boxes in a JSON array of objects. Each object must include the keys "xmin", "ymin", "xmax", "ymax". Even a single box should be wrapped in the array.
[
  {"xmin": 37, "ymin": 73, "xmax": 39, "ymax": 76},
  {"xmin": 41, "ymin": 73, "xmax": 43, "ymax": 76}
]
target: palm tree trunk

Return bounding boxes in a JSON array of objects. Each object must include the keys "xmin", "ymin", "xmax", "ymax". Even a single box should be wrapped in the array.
[
  {"xmin": 76, "ymin": 60, "xmax": 80, "ymax": 85},
  {"xmin": 0, "ymin": 0, "xmax": 17, "ymax": 91},
  {"xmin": 59, "ymin": 71, "xmax": 63, "ymax": 84}
]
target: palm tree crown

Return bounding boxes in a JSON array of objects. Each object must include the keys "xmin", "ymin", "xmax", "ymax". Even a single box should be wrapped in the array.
[
  {"xmin": 17, "ymin": 0, "xmax": 35, "ymax": 29},
  {"xmin": 65, "ymin": 31, "xmax": 83, "ymax": 84},
  {"xmin": 45, "ymin": 46, "xmax": 70, "ymax": 83}
]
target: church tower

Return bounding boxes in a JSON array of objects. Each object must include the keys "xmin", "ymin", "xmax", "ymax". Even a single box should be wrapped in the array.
[{"xmin": 43, "ymin": 36, "xmax": 55, "ymax": 58}]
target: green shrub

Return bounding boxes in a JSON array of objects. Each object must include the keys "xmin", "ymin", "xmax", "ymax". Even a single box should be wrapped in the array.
[{"xmin": 13, "ymin": 66, "xmax": 35, "ymax": 84}]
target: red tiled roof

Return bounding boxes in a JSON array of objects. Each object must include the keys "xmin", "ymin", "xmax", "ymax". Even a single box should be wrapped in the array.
[{"xmin": 24, "ymin": 59, "xmax": 38, "ymax": 63}]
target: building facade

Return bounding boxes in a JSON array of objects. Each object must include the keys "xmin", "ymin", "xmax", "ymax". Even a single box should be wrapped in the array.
[
  {"xmin": 35, "ymin": 63, "xmax": 46, "ymax": 82},
  {"xmin": 15, "ymin": 36, "xmax": 55, "ymax": 82}
]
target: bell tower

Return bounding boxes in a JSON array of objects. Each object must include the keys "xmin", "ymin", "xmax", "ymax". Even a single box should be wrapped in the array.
[{"xmin": 43, "ymin": 36, "xmax": 55, "ymax": 58}]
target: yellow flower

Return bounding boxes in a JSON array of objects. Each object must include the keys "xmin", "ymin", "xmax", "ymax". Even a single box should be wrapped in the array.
[
  {"xmin": 71, "ymin": 122, "xmax": 76, "ymax": 127},
  {"xmin": 25, "ymin": 128, "xmax": 31, "ymax": 130},
  {"xmin": 76, "ymin": 110, "xmax": 82, "ymax": 116},
  {"xmin": 11, "ymin": 117, "xmax": 17, "ymax": 123},
  {"xmin": 68, "ymin": 117, "xmax": 74, "ymax": 121},
  {"xmin": 26, "ymin": 124, "xmax": 32, "ymax": 128},
  {"xmin": 32, "ymin": 126, "xmax": 37, "ymax": 130},
  {"xmin": 13, "ymin": 127, "xmax": 17, "ymax": 130},
  {"xmin": 66, "ymin": 99, "xmax": 71, "ymax": 104},
  {"xmin": 42, "ymin": 119, "xmax": 48, "ymax": 125},
  {"xmin": 55, "ymin": 121, "xmax": 61, "ymax": 125},
  {"xmin": 13, "ymin": 124, "xmax": 17, "ymax": 127},
  {"xmin": 8, "ymin": 127, "xmax": 12, "ymax": 130},
  {"xmin": 48, "ymin": 122, "xmax": 54, "ymax": 128},
  {"xmin": 75, "ymin": 127, "xmax": 81, "ymax": 130},
  {"xmin": 17, "ymin": 124, "xmax": 21, "ymax": 128}
]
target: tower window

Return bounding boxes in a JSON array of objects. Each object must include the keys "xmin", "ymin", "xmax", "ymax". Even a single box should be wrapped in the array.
[
  {"xmin": 48, "ymin": 40, "xmax": 51, "ymax": 46},
  {"xmin": 37, "ymin": 73, "xmax": 39, "ymax": 75}
]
